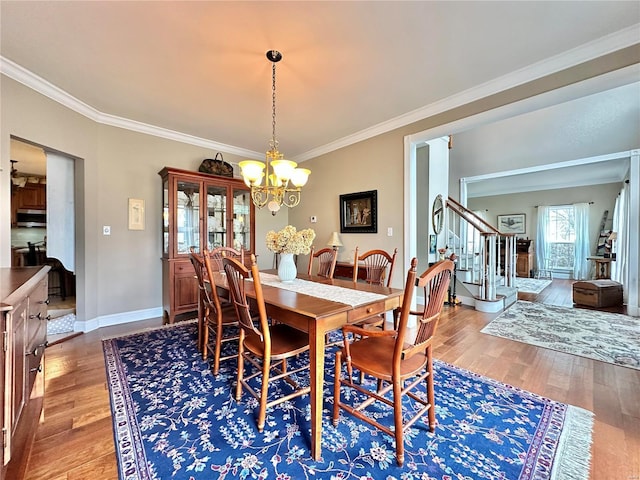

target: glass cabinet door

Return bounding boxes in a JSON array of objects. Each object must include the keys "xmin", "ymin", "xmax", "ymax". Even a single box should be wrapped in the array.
[
  {"xmin": 162, "ymin": 178, "xmax": 169, "ymax": 255},
  {"xmin": 232, "ymin": 188, "xmax": 251, "ymax": 251},
  {"xmin": 206, "ymin": 185, "xmax": 227, "ymax": 249},
  {"xmin": 176, "ymin": 180, "xmax": 200, "ymax": 254}
]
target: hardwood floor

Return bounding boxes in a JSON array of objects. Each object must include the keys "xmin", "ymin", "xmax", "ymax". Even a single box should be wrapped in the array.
[{"xmin": 21, "ymin": 279, "xmax": 639, "ymax": 479}]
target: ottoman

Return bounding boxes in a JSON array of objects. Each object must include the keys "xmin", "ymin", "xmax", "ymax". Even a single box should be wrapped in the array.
[{"xmin": 572, "ymin": 280, "xmax": 623, "ymax": 308}]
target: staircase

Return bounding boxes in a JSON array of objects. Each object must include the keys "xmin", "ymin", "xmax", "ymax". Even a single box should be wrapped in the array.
[{"xmin": 443, "ymin": 197, "xmax": 517, "ymax": 313}]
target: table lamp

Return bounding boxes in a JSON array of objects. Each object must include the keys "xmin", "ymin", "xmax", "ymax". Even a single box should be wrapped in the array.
[{"xmin": 326, "ymin": 232, "xmax": 343, "ymax": 251}]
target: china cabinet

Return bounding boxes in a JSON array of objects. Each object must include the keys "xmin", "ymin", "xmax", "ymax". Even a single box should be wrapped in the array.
[{"xmin": 159, "ymin": 167, "xmax": 255, "ymax": 323}]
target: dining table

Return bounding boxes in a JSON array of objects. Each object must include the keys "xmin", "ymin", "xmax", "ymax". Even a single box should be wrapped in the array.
[{"xmin": 209, "ymin": 268, "xmax": 404, "ymax": 461}]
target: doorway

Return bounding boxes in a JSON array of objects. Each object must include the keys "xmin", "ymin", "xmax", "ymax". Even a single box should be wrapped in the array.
[{"xmin": 10, "ymin": 137, "xmax": 78, "ymax": 341}]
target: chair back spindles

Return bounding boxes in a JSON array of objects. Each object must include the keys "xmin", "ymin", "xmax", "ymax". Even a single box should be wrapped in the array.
[
  {"xmin": 223, "ymin": 255, "xmax": 265, "ymax": 342},
  {"xmin": 400, "ymin": 259, "xmax": 453, "ymax": 354},
  {"xmin": 307, "ymin": 246, "xmax": 337, "ymax": 278},
  {"xmin": 210, "ymin": 246, "xmax": 245, "ymax": 271},
  {"xmin": 352, "ymin": 247, "xmax": 398, "ymax": 287}
]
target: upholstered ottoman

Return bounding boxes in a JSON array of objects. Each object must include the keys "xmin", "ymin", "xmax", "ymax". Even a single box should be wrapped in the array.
[{"xmin": 572, "ymin": 280, "xmax": 623, "ymax": 308}]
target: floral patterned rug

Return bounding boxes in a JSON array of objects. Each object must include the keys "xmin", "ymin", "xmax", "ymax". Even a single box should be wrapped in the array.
[
  {"xmin": 103, "ymin": 322, "xmax": 594, "ymax": 480},
  {"xmin": 482, "ymin": 301, "xmax": 640, "ymax": 369},
  {"xmin": 514, "ymin": 278, "xmax": 552, "ymax": 294}
]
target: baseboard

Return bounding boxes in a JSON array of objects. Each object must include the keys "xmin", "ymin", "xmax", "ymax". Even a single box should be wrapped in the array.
[{"xmin": 75, "ymin": 306, "xmax": 164, "ymax": 332}]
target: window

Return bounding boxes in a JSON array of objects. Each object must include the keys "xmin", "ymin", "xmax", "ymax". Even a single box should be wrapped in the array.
[{"xmin": 546, "ymin": 206, "xmax": 575, "ymax": 269}]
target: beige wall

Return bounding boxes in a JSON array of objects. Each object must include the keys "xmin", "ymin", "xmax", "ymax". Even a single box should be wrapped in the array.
[
  {"xmin": 1, "ymin": 77, "xmax": 277, "ymax": 328},
  {"xmin": 2, "ymin": 46, "xmax": 639, "ymax": 326}
]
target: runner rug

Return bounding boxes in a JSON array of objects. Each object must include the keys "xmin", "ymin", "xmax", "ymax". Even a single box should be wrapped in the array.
[
  {"xmin": 103, "ymin": 322, "xmax": 593, "ymax": 480},
  {"xmin": 482, "ymin": 300, "xmax": 640, "ymax": 370}
]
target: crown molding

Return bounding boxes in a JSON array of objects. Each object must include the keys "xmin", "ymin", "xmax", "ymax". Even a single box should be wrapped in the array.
[
  {"xmin": 294, "ymin": 25, "xmax": 640, "ymax": 162},
  {"xmin": 0, "ymin": 57, "xmax": 263, "ymax": 160},
  {"xmin": 2, "ymin": 24, "xmax": 638, "ymax": 163}
]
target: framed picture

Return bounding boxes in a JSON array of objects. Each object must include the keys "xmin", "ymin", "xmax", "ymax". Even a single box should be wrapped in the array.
[
  {"xmin": 429, "ymin": 234, "xmax": 437, "ymax": 254},
  {"xmin": 340, "ymin": 190, "xmax": 377, "ymax": 233},
  {"xmin": 128, "ymin": 198, "xmax": 145, "ymax": 230},
  {"xmin": 497, "ymin": 213, "xmax": 525, "ymax": 234}
]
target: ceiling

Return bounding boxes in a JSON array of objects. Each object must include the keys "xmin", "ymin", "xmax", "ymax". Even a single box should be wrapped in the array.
[{"xmin": 2, "ymin": 1, "xmax": 639, "ymax": 169}]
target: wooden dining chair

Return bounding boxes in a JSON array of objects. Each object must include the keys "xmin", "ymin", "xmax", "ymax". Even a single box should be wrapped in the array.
[
  {"xmin": 333, "ymin": 258, "xmax": 454, "ymax": 467},
  {"xmin": 351, "ymin": 246, "xmax": 398, "ymax": 329},
  {"xmin": 223, "ymin": 254, "xmax": 311, "ymax": 433},
  {"xmin": 307, "ymin": 246, "xmax": 337, "ymax": 279},
  {"xmin": 189, "ymin": 247, "xmax": 239, "ymax": 375},
  {"xmin": 209, "ymin": 246, "xmax": 244, "ymax": 271}
]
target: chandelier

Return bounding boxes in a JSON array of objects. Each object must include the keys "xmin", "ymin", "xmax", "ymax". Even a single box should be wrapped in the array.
[{"xmin": 239, "ymin": 50, "xmax": 310, "ymax": 215}]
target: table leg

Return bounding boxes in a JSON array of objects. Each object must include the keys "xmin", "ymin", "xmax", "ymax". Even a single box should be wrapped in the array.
[{"xmin": 309, "ymin": 322, "xmax": 325, "ymax": 460}]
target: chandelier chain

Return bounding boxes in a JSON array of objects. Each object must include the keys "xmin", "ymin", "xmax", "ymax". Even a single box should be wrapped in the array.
[{"xmin": 271, "ymin": 61, "xmax": 278, "ymax": 151}]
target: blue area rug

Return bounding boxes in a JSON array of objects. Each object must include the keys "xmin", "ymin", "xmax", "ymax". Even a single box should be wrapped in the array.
[{"xmin": 102, "ymin": 322, "xmax": 593, "ymax": 480}]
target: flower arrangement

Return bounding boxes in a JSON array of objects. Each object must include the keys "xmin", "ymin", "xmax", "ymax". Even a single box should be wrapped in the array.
[{"xmin": 266, "ymin": 225, "xmax": 316, "ymax": 255}]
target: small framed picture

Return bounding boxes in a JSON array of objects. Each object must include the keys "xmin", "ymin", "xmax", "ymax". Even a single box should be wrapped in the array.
[
  {"xmin": 497, "ymin": 213, "xmax": 525, "ymax": 234},
  {"xmin": 429, "ymin": 234, "xmax": 437, "ymax": 254},
  {"xmin": 340, "ymin": 190, "xmax": 377, "ymax": 233},
  {"xmin": 128, "ymin": 198, "xmax": 145, "ymax": 230}
]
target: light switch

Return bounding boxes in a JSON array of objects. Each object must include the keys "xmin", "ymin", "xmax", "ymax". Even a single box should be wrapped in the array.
[
  {"xmin": 387, "ymin": 227, "xmax": 393, "ymax": 236},
  {"xmin": 310, "ymin": 216, "xmax": 317, "ymax": 223},
  {"xmin": 103, "ymin": 225, "xmax": 111, "ymax": 235}
]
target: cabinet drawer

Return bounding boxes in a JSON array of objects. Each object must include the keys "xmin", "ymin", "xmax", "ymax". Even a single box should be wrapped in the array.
[
  {"xmin": 347, "ymin": 300, "xmax": 386, "ymax": 324},
  {"xmin": 174, "ymin": 261, "xmax": 195, "ymax": 275}
]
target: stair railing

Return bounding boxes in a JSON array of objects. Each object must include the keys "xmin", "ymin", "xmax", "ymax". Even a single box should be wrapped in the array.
[{"xmin": 444, "ymin": 197, "xmax": 516, "ymax": 302}]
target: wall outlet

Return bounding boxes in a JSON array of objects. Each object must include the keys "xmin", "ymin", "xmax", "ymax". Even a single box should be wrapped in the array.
[
  {"xmin": 103, "ymin": 225, "xmax": 111, "ymax": 235},
  {"xmin": 387, "ymin": 227, "xmax": 393, "ymax": 236},
  {"xmin": 310, "ymin": 215, "xmax": 317, "ymax": 223}
]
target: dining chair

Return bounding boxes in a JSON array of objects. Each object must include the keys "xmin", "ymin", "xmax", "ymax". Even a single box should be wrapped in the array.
[
  {"xmin": 307, "ymin": 246, "xmax": 337, "ymax": 279},
  {"xmin": 351, "ymin": 246, "xmax": 398, "ymax": 330},
  {"xmin": 209, "ymin": 246, "xmax": 244, "ymax": 271},
  {"xmin": 333, "ymin": 258, "xmax": 454, "ymax": 467},
  {"xmin": 223, "ymin": 254, "xmax": 311, "ymax": 433},
  {"xmin": 189, "ymin": 247, "xmax": 239, "ymax": 375}
]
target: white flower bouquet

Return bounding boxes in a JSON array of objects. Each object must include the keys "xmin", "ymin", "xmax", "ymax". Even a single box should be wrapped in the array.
[{"xmin": 266, "ymin": 225, "xmax": 316, "ymax": 255}]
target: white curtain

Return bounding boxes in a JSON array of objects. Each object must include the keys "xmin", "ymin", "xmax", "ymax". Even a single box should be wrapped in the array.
[
  {"xmin": 572, "ymin": 203, "xmax": 591, "ymax": 280},
  {"xmin": 536, "ymin": 206, "xmax": 550, "ymax": 273},
  {"xmin": 611, "ymin": 183, "xmax": 629, "ymax": 302}
]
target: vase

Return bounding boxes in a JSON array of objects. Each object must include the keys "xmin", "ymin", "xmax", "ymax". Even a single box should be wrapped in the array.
[{"xmin": 277, "ymin": 253, "xmax": 297, "ymax": 283}]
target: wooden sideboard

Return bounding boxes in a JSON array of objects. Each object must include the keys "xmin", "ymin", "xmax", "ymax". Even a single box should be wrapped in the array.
[
  {"xmin": 1, "ymin": 266, "xmax": 50, "ymax": 480},
  {"xmin": 334, "ymin": 261, "xmax": 374, "ymax": 281}
]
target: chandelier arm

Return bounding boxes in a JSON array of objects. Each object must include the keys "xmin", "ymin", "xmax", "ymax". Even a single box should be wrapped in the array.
[
  {"xmin": 250, "ymin": 187, "xmax": 270, "ymax": 209},
  {"xmin": 281, "ymin": 189, "xmax": 301, "ymax": 208}
]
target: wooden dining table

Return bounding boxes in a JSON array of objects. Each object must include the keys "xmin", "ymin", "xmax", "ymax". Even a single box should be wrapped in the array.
[{"xmin": 210, "ymin": 269, "xmax": 403, "ymax": 460}]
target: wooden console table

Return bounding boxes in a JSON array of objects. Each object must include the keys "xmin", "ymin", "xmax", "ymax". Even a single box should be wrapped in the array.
[
  {"xmin": 334, "ymin": 261, "xmax": 369, "ymax": 281},
  {"xmin": 587, "ymin": 256, "xmax": 612, "ymax": 279}
]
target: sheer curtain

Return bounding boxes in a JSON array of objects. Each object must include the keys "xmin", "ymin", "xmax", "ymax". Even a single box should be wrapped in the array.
[
  {"xmin": 611, "ymin": 183, "xmax": 629, "ymax": 302},
  {"xmin": 536, "ymin": 206, "xmax": 550, "ymax": 274},
  {"xmin": 572, "ymin": 203, "xmax": 591, "ymax": 280}
]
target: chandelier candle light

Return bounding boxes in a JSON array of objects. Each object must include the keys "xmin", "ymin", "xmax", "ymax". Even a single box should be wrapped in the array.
[{"xmin": 239, "ymin": 50, "xmax": 311, "ymax": 216}]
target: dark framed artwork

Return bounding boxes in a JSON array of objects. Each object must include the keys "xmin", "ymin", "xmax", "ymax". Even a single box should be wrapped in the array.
[
  {"xmin": 340, "ymin": 190, "xmax": 377, "ymax": 233},
  {"xmin": 429, "ymin": 234, "xmax": 437, "ymax": 254},
  {"xmin": 497, "ymin": 213, "xmax": 526, "ymax": 234}
]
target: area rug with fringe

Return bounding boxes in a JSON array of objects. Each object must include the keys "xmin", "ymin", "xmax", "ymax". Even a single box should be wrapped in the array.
[
  {"xmin": 515, "ymin": 277, "xmax": 553, "ymax": 295},
  {"xmin": 482, "ymin": 300, "xmax": 640, "ymax": 369},
  {"xmin": 103, "ymin": 322, "xmax": 593, "ymax": 480}
]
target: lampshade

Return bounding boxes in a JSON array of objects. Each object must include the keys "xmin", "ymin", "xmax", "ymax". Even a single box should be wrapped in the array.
[{"xmin": 326, "ymin": 232, "xmax": 343, "ymax": 248}]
